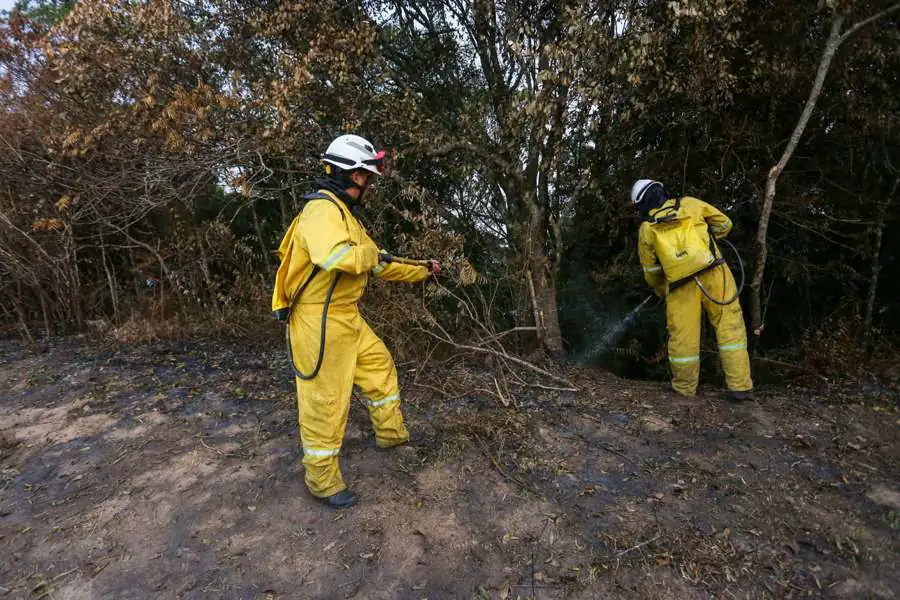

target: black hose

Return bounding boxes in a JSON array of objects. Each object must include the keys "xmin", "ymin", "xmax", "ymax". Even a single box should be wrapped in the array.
[
  {"xmin": 285, "ymin": 271, "xmax": 341, "ymax": 380},
  {"xmin": 694, "ymin": 238, "xmax": 745, "ymax": 306}
]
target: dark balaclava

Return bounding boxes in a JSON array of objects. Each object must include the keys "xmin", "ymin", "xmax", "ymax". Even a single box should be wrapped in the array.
[{"xmin": 637, "ymin": 182, "xmax": 669, "ymax": 219}]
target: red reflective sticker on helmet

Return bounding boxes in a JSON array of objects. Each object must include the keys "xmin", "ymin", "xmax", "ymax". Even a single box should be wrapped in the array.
[{"xmin": 371, "ymin": 150, "xmax": 386, "ymax": 173}]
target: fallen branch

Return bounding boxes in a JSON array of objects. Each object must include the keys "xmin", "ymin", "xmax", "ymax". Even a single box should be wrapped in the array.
[
  {"xmin": 416, "ymin": 325, "xmax": 576, "ymax": 388},
  {"xmin": 522, "ymin": 381, "xmax": 578, "ymax": 393},
  {"xmin": 753, "ymin": 356, "xmax": 829, "ymax": 382},
  {"xmin": 477, "ymin": 326, "xmax": 539, "ymax": 344}
]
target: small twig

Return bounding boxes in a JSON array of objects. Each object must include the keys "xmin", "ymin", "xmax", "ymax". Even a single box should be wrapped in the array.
[
  {"xmin": 51, "ymin": 567, "xmax": 80, "ymax": 582},
  {"xmin": 521, "ymin": 381, "xmax": 578, "ymax": 393},
  {"xmin": 568, "ymin": 417, "xmax": 638, "ymax": 464},
  {"xmin": 532, "ymin": 518, "xmax": 553, "ymax": 599},
  {"xmin": 33, "ymin": 587, "xmax": 52, "ymax": 600},
  {"xmin": 512, "ymin": 585, "xmax": 563, "ymax": 589},
  {"xmin": 597, "ymin": 443, "xmax": 636, "ymax": 465},
  {"xmin": 91, "ymin": 558, "xmax": 113, "ymax": 577},
  {"xmin": 753, "ymin": 356, "xmax": 829, "ymax": 381},
  {"xmin": 734, "ymin": 544, "xmax": 765, "ymax": 561},
  {"xmin": 473, "ymin": 434, "xmax": 534, "ymax": 494},
  {"xmin": 493, "ymin": 377, "xmax": 509, "ymax": 407},
  {"xmin": 412, "ymin": 342, "xmax": 439, "ymax": 385},
  {"xmin": 476, "ymin": 326, "xmax": 539, "ymax": 344},
  {"xmin": 197, "ymin": 435, "xmax": 224, "ymax": 455},
  {"xmin": 607, "ymin": 533, "xmax": 665, "ymax": 559}
]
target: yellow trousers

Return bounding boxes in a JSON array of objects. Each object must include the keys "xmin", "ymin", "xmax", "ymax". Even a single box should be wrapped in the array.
[
  {"xmin": 290, "ymin": 304, "xmax": 409, "ymax": 497},
  {"xmin": 666, "ymin": 265, "xmax": 753, "ymax": 396}
]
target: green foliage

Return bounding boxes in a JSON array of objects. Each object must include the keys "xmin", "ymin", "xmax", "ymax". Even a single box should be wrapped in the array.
[{"xmin": 1, "ymin": 0, "xmax": 75, "ymax": 24}]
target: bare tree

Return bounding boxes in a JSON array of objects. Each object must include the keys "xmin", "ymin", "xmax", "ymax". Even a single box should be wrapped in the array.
[{"xmin": 750, "ymin": 1, "xmax": 900, "ymax": 336}]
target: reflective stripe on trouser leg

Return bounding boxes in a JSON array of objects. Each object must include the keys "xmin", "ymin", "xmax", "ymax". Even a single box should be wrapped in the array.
[
  {"xmin": 292, "ymin": 308, "xmax": 357, "ymax": 498},
  {"xmin": 666, "ymin": 281, "xmax": 703, "ymax": 396},
  {"xmin": 699, "ymin": 266, "xmax": 753, "ymax": 392},
  {"xmin": 354, "ymin": 319, "xmax": 409, "ymax": 448},
  {"xmin": 367, "ymin": 394, "xmax": 399, "ymax": 409}
]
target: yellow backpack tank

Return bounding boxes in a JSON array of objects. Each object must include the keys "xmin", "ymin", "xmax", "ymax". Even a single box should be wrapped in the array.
[{"xmin": 648, "ymin": 199, "xmax": 716, "ymax": 283}]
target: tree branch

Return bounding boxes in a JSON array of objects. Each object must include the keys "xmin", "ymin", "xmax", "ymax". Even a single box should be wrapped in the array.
[{"xmin": 839, "ymin": 2, "xmax": 900, "ymax": 44}]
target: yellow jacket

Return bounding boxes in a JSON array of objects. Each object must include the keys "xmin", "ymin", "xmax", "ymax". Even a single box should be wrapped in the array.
[
  {"xmin": 638, "ymin": 196, "xmax": 732, "ymax": 297},
  {"xmin": 272, "ymin": 190, "xmax": 429, "ymax": 311}
]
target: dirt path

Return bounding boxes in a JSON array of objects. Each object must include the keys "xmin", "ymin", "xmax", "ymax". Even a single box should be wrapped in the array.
[{"xmin": 1, "ymin": 338, "xmax": 898, "ymax": 599}]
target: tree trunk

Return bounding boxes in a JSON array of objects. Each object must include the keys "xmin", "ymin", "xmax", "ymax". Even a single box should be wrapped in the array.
[
  {"xmin": 65, "ymin": 223, "xmax": 84, "ymax": 328},
  {"xmin": 749, "ymin": 15, "xmax": 844, "ymax": 336},
  {"xmin": 15, "ymin": 301, "xmax": 36, "ymax": 348},
  {"xmin": 531, "ymin": 260, "xmax": 564, "ymax": 359},
  {"xmin": 14, "ymin": 281, "xmax": 36, "ymax": 348},
  {"xmin": 252, "ymin": 201, "xmax": 273, "ymax": 279},
  {"xmin": 863, "ymin": 177, "xmax": 897, "ymax": 344},
  {"xmin": 38, "ymin": 292, "xmax": 51, "ymax": 339},
  {"xmin": 100, "ymin": 232, "xmax": 120, "ymax": 323},
  {"xmin": 523, "ymin": 207, "xmax": 564, "ymax": 359},
  {"xmin": 284, "ymin": 167, "xmax": 296, "ymax": 231}
]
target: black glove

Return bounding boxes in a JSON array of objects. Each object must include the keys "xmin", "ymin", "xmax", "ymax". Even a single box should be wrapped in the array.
[
  {"xmin": 274, "ymin": 308, "xmax": 290, "ymax": 322},
  {"xmin": 378, "ymin": 253, "xmax": 394, "ymax": 264}
]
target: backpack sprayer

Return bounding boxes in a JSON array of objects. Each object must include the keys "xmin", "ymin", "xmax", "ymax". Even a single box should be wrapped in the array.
[{"xmin": 647, "ymin": 199, "xmax": 745, "ymax": 306}]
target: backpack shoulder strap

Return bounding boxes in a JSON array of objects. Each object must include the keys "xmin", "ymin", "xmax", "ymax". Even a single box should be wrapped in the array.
[
  {"xmin": 648, "ymin": 197, "xmax": 682, "ymax": 225},
  {"xmin": 301, "ymin": 191, "xmax": 346, "ymax": 222},
  {"xmin": 287, "ymin": 191, "xmax": 350, "ymax": 308}
]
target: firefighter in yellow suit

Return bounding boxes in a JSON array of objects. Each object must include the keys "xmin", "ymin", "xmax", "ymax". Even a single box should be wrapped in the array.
[
  {"xmin": 272, "ymin": 135, "xmax": 440, "ymax": 508},
  {"xmin": 631, "ymin": 179, "xmax": 752, "ymax": 401}
]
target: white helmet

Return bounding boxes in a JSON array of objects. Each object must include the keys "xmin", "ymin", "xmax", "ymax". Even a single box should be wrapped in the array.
[
  {"xmin": 322, "ymin": 134, "xmax": 386, "ymax": 176},
  {"xmin": 631, "ymin": 179, "xmax": 662, "ymax": 204}
]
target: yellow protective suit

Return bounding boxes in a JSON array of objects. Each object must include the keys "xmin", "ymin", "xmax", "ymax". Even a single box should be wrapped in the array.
[
  {"xmin": 272, "ymin": 190, "xmax": 430, "ymax": 498},
  {"xmin": 638, "ymin": 196, "xmax": 752, "ymax": 396}
]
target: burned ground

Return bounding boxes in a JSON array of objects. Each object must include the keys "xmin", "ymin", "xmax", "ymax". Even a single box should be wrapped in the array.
[{"xmin": 1, "ymin": 337, "xmax": 898, "ymax": 599}]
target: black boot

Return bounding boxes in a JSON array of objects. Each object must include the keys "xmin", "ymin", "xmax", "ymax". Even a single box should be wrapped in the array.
[
  {"xmin": 375, "ymin": 430, "xmax": 427, "ymax": 451},
  {"xmin": 318, "ymin": 489, "xmax": 359, "ymax": 509},
  {"xmin": 725, "ymin": 390, "xmax": 753, "ymax": 403}
]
